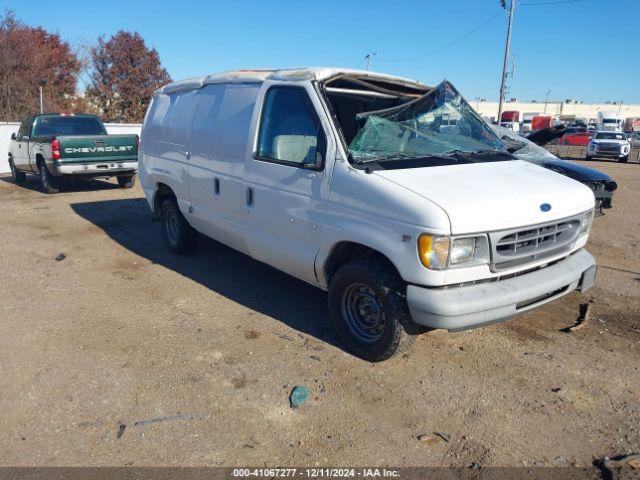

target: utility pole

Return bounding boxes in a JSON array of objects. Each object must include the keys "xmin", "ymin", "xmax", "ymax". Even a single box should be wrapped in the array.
[
  {"xmin": 497, "ymin": 0, "xmax": 515, "ymax": 123},
  {"xmin": 365, "ymin": 52, "xmax": 376, "ymax": 71},
  {"xmin": 39, "ymin": 86, "xmax": 43, "ymax": 114},
  {"xmin": 544, "ymin": 89, "xmax": 551, "ymax": 113}
]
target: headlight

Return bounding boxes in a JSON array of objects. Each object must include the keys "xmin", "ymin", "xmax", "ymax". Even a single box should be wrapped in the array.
[
  {"xmin": 418, "ymin": 234, "xmax": 490, "ymax": 270},
  {"xmin": 418, "ymin": 235, "xmax": 450, "ymax": 270},
  {"xmin": 580, "ymin": 209, "xmax": 594, "ymax": 235},
  {"xmin": 450, "ymin": 237, "xmax": 476, "ymax": 264}
]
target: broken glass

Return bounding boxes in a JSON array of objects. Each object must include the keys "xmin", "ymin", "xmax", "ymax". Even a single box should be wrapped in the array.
[{"xmin": 348, "ymin": 80, "xmax": 507, "ymax": 163}]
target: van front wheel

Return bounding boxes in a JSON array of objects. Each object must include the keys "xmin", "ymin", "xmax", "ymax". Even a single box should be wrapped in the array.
[
  {"xmin": 328, "ymin": 256, "xmax": 415, "ymax": 362},
  {"xmin": 160, "ymin": 198, "xmax": 198, "ymax": 254}
]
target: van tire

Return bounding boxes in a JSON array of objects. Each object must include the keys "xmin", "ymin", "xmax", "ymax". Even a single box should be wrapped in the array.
[
  {"xmin": 328, "ymin": 256, "xmax": 415, "ymax": 362},
  {"xmin": 160, "ymin": 198, "xmax": 198, "ymax": 254},
  {"xmin": 117, "ymin": 174, "xmax": 136, "ymax": 188},
  {"xmin": 38, "ymin": 161, "xmax": 60, "ymax": 194},
  {"xmin": 9, "ymin": 158, "xmax": 26, "ymax": 183},
  {"xmin": 619, "ymin": 155, "xmax": 628, "ymax": 163}
]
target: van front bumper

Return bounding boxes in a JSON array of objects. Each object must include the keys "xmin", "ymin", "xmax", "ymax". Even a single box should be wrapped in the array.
[{"xmin": 406, "ymin": 249, "xmax": 596, "ymax": 331}]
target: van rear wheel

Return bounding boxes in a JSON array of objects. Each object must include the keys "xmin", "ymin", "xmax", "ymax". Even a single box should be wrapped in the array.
[
  {"xmin": 328, "ymin": 256, "xmax": 415, "ymax": 362},
  {"xmin": 160, "ymin": 198, "xmax": 198, "ymax": 254}
]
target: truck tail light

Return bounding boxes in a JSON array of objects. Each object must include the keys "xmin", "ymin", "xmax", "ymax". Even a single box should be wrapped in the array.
[{"xmin": 51, "ymin": 138, "xmax": 61, "ymax": 160}]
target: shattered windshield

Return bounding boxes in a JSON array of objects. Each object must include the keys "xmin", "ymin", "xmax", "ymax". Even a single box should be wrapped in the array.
[{"xmin": 348, "ymin": 80, "xmax": 507, "ymax": 164}]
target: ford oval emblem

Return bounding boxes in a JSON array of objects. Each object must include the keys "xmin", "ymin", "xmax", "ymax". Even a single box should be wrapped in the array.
[{"xmin": 540, "ymin": 203, "xmax": 552, "ymax": 212}]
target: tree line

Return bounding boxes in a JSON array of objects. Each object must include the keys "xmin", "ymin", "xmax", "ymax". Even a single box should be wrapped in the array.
[{"xmin": 0, "ymin": 9, "xmax": 171, "ymax": 123}]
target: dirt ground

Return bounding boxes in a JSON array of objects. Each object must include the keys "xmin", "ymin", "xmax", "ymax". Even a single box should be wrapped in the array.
[{"xmin": 0, "ymin": 159, "xmax": 638, "ymax": 468}]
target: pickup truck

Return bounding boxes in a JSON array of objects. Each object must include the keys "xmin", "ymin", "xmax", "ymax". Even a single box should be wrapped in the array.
[{"xmin": 8, "ymin": 113, "xmax": 138, "ymax": 193}]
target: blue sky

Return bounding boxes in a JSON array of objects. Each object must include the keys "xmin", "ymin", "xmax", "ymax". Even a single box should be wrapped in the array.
[{"xmin": 4, "ymin": 0, "xmax": 639, "ymax": 103}]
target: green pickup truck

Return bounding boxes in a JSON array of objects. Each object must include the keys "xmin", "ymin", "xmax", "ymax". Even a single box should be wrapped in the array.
[{"xmin": 8, "ymin": 113, "xmax": 138, "ymax": 193}]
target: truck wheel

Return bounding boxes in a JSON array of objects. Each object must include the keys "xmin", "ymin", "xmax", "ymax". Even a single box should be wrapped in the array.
[
  {"xmin": 619, "ymin": 155, "xmax": 628, "ymax": 163},
  {"xmin": 9, "ymin": 158, "xmax": 26, "ymax": 183},
  {"xmin": 38, "ymin": 161, "xmax": 60, "ymax": 194},
  {"xmin": 160, "ymin": 198, "xmax": 197, "ymax": 254},
  {"xmin": 328, "ymin": 255, "xmax": 416, "ymax": 362},
  {"xmin": 117, "ymin": 174, "xmax": 136, "ymax": 188}
]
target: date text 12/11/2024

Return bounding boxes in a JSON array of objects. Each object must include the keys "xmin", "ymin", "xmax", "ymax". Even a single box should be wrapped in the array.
[{"xmin": 232, "ymin": 468, "xmax": 400, "ymax": 478}]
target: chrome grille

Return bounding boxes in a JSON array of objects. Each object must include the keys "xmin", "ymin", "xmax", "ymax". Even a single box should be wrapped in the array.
[
  {"xmin": 489, "ymin": 214, "xmax": 582, "ymax": 271},
  {"xmin": 596, "ymin": 142, "xmax": 620, "ymax": 152}
]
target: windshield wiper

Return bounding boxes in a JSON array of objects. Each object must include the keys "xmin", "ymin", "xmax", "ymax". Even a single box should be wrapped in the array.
[
  {"xmin": 444, "ymin": 149, "xmax": 514, "ymax": 160},
  {"xmin": 352, "ymin": 152, "xmax": 462, "ymax": 165}
]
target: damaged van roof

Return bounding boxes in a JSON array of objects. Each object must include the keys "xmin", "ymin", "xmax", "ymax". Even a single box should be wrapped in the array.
[{"xmin": 157, "ymin": 68, "xmax": 430, "ymax": 94}]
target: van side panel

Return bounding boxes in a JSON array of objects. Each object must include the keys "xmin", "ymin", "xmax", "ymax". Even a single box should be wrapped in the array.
[
  {"xmin": 242, "ymin": 81, "xmax": 337, "ymax": 285},
  {"xmin": 141, "ymin": 91, "xmax": 199, "ymax": 216},
  {"xmin": 187, "ymin": 83, "xmax": 261, "ymax": 253}
]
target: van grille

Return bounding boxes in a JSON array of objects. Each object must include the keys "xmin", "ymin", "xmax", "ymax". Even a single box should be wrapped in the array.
[{"xmin": 489, "ymin": 215, "xmax": 582, "ymax": 271}]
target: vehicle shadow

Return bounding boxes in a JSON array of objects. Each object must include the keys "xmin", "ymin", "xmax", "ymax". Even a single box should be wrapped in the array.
[
  {"xmin": 0, "ymin": 175, "xmax": 120, "ymax": 193},
  {"xmin": 70, "ymin": 198, "xmax": 340, "ymax": 350}
]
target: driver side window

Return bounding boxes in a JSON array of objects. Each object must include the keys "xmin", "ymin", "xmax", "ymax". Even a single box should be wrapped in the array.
[
  {"xmin": 17, "ymin": 118, "xmax": 31, "ymax": 139},
  {"xmin": 256, "ymin": 86, "xmax": 325, "ymax": 168}
]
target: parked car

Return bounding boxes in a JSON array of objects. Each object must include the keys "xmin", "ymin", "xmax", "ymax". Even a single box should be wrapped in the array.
[
  {"xmin": 8, "ymin": 113, "xmax": 139, "ymax": 193},
  {"xmin": 587, "ymin": 131, "xmax": 631, "ymax": 162},
  {"xmin": 492, "ymin": 125, "xmax": 617, "ymax": 214},
  {"xmin": 140, "ymin": 68, "xmax": 596, "ymax": 361},
  {"xmin": 559, "ymin": 132, "xmax": 592, "ymax": 146}
]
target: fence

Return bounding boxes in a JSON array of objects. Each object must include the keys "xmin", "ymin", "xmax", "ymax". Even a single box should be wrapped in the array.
[
  {"xmin": 545, "ymin": 144, "xmax": 640, "ymax": 163},
  {"xmin": 0, "ymin": 122, "xmax": 142, "ymax": 174}
]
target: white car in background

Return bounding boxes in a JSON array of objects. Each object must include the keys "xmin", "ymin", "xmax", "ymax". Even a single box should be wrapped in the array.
[{"xmin": 587, "ymin": 131, "xmax": 631, "ymax": 162}]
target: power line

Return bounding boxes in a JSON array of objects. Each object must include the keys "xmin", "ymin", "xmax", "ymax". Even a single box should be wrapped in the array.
[
  {"xmin": 376, "ymin": 10, "xmax": 504, "ymax": 63},
  {"xmin": 520, "ymin": 0, "xmax": 585, "ymax": 5}
]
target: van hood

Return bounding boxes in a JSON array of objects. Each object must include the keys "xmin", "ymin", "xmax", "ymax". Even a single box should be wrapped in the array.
[{"xmin": 374, "ymin": 160, "xmax": 595, "ymax": 234}]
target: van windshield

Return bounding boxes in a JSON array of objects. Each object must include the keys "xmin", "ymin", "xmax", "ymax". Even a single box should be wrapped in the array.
[{"xmin": 348, "ymin": 80, "xmax": 508, "ymax": 164}]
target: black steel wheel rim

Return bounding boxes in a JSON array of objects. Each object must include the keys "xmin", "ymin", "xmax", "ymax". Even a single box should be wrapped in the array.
[
  {"xmin": 164, "ymin": 209, "xmax": 179, "ymax": 244},
  {"xmin": 341, "ymin": 282, "xmax": 386, "ymax": 343}
]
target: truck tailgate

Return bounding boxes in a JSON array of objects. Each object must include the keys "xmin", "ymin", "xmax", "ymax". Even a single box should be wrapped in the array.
[{"xmin": 57, "ymin": 134, "xmax": 138, "ymax": 163}]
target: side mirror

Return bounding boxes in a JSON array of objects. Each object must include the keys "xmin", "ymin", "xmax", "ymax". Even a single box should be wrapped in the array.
[{"xmin": 10, "ymin": 133, "xmax": 16, "ymax": 141}]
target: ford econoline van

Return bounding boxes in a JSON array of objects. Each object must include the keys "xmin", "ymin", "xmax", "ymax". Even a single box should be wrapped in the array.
[{"xmin": 139, "ymin": 68, "xmax": 597, "ymax": 361}]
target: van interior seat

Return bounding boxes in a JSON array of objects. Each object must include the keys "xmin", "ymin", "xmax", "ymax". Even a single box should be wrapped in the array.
[{"xmin": 273, "ymin": 135, "xmax": 317, "ymax": 164}]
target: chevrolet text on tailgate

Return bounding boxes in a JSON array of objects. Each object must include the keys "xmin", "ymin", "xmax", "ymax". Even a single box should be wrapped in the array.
[
  {"xmin": 8, "ymin": 113, "xmax": 139, "ymax": 193},
  {"xmin": 139, "ymin": 68, "xmax": 597, "ymax": 361}
]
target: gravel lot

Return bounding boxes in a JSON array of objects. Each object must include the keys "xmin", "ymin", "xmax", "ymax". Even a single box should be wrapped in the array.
[{"xmin": 0, "ymin": 159, "xmax": 638, "ymax": 468}]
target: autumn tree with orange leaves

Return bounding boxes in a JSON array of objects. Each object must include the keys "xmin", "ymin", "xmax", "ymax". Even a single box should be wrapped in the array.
[
  {"xmin": 86, "ymin": 31, "xmax": 171, "ymax": 123},
  {"xmin": 0, "ymin": 9, "xmax": 81, "ymax": 120}
]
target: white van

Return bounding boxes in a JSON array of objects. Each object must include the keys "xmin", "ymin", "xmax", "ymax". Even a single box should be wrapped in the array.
[{"xmin": 139, "ymin": 68, "xmax": 597, "ymax": 361}]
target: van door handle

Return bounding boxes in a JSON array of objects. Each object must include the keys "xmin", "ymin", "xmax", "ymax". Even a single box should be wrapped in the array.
[{"xmin": 246, "ymin": 187, "xmax": 253, "ymax": 206}]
